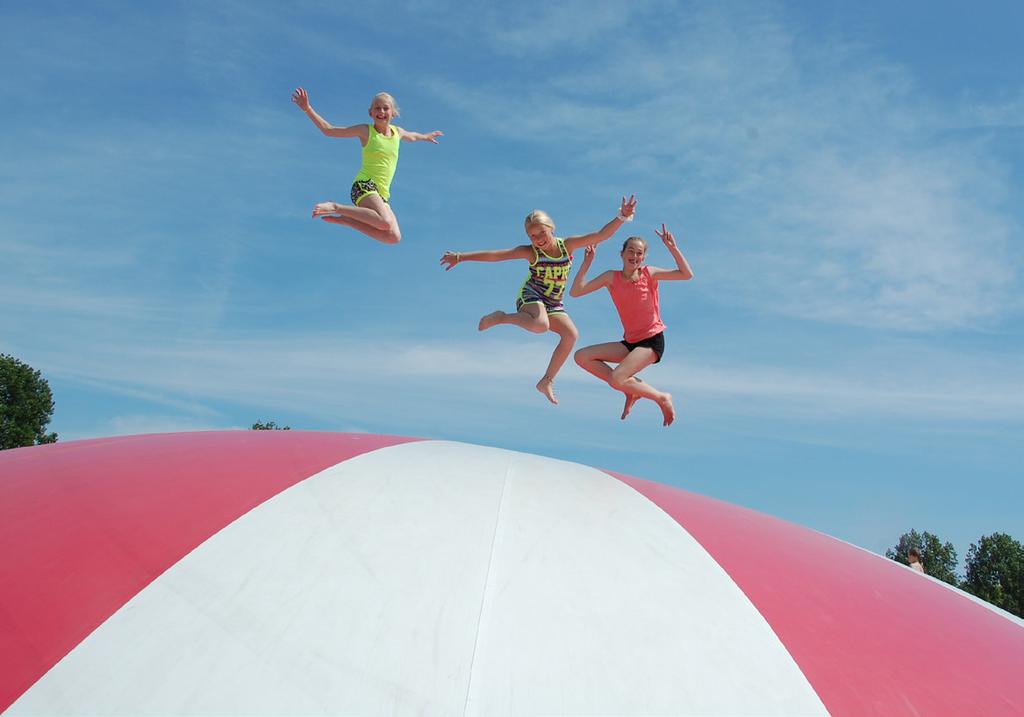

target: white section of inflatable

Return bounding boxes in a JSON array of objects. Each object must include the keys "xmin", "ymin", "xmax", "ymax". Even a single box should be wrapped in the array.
[
  {"xmin": 9, "ymin": 441, "xmax": 827, "ymax": 716},
  {"xmin": 461, "ymin": 448, "xmax": 826, "ymax": 716}
]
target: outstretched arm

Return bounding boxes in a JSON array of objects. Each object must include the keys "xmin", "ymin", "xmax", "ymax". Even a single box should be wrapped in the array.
[
  {"xmin": 292, "ymin": 87, "xmax": 368, "ymax": 140},
  {"xmin": 647, "ymin": 224, "xmax": 694, "ymax": 281},
  {"xmin": 399, "ymin": 127, "xmax": 444, "ymax": 144},
  {"xmin": 563, "ymin": 195, "xmax": 638, "ymax": 253},
  {"xmin": 440, "ymin": 245, "xmax": 534, "ymax": 271},
  {"xmin": 569, "ymin": 246, "xmax": 614, "ymax": 297}
]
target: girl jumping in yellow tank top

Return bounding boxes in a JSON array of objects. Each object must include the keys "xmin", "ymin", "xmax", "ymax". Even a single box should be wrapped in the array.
[{"xmin": 292, "ymin": 88, "xmax": 442, "ymax": 245}]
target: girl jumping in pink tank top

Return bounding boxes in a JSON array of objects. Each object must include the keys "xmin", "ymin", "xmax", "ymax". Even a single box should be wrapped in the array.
[{"xmin": 569, "ymin": 225, "xmax": 693, "ymax": 426}]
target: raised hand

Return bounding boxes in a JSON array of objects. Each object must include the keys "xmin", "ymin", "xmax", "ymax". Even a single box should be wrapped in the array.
[
  {"xmin": 619, "ymin": 194, "xmax": 638, "ymax": 221},
  {"xmin": 655, "ymin": 223, "xmax": 677, "ymax": 249},
  {"xmin": 291, "ymin": 87, "xmax": 310, "ymax": 111},
  {"xmin": 425, "ymin": 130, "xmax": 444, "ymax": 144}
]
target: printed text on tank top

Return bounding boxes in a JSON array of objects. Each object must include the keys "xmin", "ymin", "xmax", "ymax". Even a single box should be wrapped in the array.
[{"xmin": 524, "ymin": 238, "xmax": 572, "ymax": 300}]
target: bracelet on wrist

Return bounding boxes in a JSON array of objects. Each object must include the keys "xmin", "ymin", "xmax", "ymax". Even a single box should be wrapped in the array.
[{"xmin": 616, "ymin": 212, "xmax": 633, "ymax": 222}]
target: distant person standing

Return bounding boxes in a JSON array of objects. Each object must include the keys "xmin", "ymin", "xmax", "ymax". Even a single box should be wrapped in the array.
[{"xmin": 908, "ymin": 548, "xmax": 926, "ymax": 574}]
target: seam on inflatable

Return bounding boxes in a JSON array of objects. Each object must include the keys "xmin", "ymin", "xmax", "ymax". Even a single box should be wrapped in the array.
[{"xmin": 461, "ymin": 457, "xmax": 511, "ymax": 716}]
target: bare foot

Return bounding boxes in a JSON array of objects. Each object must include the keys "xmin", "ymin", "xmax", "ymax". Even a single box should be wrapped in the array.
[
  {"xmin": 621, "ymin": 393, "xmax": 639, "ymax": 420},
  {"xmin": 478, "ymin": 310, "xmax": 504, "ymax": 331},
  {"xmin": 320, "ymin": 215, "xmax": 348, "ymax": 226},
  {"xmin": 536, "ymin": 376, "xmax": 558, "ymax": 404},
  {"xmin": 312, "ymin": 202, "xmax": 339, "ymax": 217},
  {"xmin": 656, "ymin": 393, "xmax": 676, "ymax": 426},
  {"xmin": 621, "ymin": 378, "xmax": 643, "ymax": 420}
]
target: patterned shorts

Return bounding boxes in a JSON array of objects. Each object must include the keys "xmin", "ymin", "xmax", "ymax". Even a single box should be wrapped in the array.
[
  {"xmin": 351, "ymin": 180, "xmax": 388, "ymax": 206},
  {"xmin": 516, "ymin": 283, "xmax": 566, "ymax": 315}
]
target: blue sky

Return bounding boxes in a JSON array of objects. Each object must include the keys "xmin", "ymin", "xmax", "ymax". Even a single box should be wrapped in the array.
[{"xmin": 2, "ymin": 1, "xmax": 1022, "ymax": 565}]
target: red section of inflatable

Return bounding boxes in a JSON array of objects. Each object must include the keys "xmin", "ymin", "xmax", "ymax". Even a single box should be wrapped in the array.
[
  {"xmin": 0, "ymin": 431, "xmax": 418, "ymax": 713},
  {"xmin": 614, "ymin": 473, "xmax": 1024, "ymax": 717}
]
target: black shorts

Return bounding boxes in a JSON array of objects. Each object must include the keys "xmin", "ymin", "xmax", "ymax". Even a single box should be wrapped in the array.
[{"xmin": 621, "ymin": 332, "xmax": 665, "ymax": 363}]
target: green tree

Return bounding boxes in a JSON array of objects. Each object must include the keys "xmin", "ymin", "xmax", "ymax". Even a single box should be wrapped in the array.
[
  {"xmin": 962, "ymin": 533, "xmax": 1024, "ymax": 618},
  {"xmin": 251, "ymin": 420, "xmax": 291, "ymax": 430},
  {"xmin": 886, "ymin": 529, "xmax": 959, "ymax": 585},
  {"xmin": 1, "ymin": 353, "xmax": 58, "ymax": 450}
]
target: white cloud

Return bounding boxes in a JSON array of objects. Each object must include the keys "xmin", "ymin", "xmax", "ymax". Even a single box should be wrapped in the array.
[
  {"xmin": 4, "ymin": 1, "xmax": 1022, "ymax": 457},
  {"xmin": 655, "ymin": 357, "xmax": 1024, "ymax": 423},
  {"xmin": 944, "ymin": 91, "xmax": 1024, "ymax": 131},
  {"xmin": 28, "ymin": 329, "xmax": 1024, "ymax": 427},
  {"xmin": 418, "ymin": 3, "xmax": 1023, "ymax": 331},
  {"xmin": 710, "ymin": 145, "xmax": 1019, "ymax": 330},
  {"xmin": 481, "ymin": 1, "xmax": 634, "ymax": 57}
]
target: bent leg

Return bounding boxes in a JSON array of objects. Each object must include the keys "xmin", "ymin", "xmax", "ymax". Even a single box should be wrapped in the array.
[
  {"xmin": 479, "ymin": 302, "xmax": 548, "ymax": 333},
  {"xmin": 574, "ymin": 341, "xmax": 640, "ymax": 417},
  {"xmin": 315, "ymin": 194, "xmax": 401, "ymax": 244},
  {"xmin": 575, "ymin": 343, "xmax": 675, "ymax": 425},
  {"xmin": 536, "ymin": 312, "xmax": 579, "ymax": 404},
  {"xmin": 574, "ymin": 341, "xmax": 630, "ymax": 384},
  {"xmin": 610, "ymin": 349, "xmax": 675, "ymax": 426}
]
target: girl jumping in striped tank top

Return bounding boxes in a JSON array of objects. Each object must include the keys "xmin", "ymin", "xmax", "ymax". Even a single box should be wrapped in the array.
[{"xmin": 440, "ymin": 196, "xmax": 637, "ymax": 405}]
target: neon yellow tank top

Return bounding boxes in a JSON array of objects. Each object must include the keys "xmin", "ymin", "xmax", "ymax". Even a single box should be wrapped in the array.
[{"xmin": 353, "ymin": 124, "xmax": 401, "ymax": 200}]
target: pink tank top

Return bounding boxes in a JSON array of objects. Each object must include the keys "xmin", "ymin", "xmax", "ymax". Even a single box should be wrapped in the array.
[{"xmin": 608, "ymin": 266, "xmax": 665, "ymax": 343}]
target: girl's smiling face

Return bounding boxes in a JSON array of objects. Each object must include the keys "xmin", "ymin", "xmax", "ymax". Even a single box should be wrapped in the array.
[
  {"xmin": 621, "ymin": 238, "xmax": 647, "ymax": 271},
  {"xmin": 368, "ymin": 97, "xmax": 397, "ymax": 125},
  {"xmin": 526, "ymin": 223, "xmax": 555, "ymax": 249}
]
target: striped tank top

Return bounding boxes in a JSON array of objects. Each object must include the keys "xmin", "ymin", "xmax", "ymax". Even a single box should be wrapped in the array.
[{"xmin": 517, "ymin": 238, "xmax": 573, "ymax": 312}]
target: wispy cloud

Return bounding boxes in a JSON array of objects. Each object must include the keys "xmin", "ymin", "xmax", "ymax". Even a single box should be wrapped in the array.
[
  {"xmin": 945, "ymin": 91, "xmax": 1024, "ymax": 132},
  {"xmin": 27, "ymin": 328, "xmax": 1024, "ymax": 431},
  {"xmin": 711, "ymin": 146, "xmax": 1019, "ymax": 330},
  {"xmin": 416, "ymin": 2, "xmax": 1023, "ymax": 332},
  {"xmin": 2, "ymin": 0, "xmax": 1019, "ymax": 577},
  {"xmin": 657, "ymin": 357, "xmax": 1024, "ymax": 423},
  {"xmin": 0, "ymin": 285, "xmax": 164, "ymax": 321},
  {"xmin": 64, "ymin": 414, "xmax": 244, "ymax": 442},
  {"xmin": 477, "ymin": 1, "xmax": 639, "ymax": 57}
]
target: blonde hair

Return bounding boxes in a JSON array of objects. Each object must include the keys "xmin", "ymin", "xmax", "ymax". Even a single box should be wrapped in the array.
[
  {"xmin": 524, "ymin": 210, "xmax": 555, "ymax": 232},
  {"xmin": 621, "ymin": 236, "xmax": 647, "ymax": 253},
  {"xmin": 370, "ymin": 92, "xmax": 400, "ymax": 117}
]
